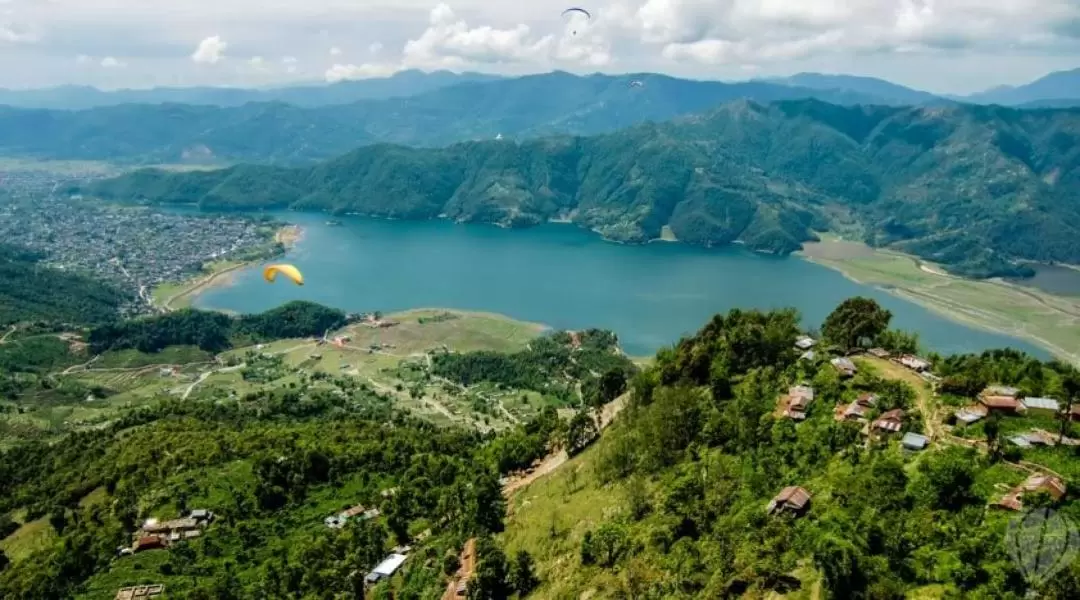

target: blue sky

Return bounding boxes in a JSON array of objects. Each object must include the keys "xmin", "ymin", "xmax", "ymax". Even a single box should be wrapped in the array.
[{"xmin": 1, "ymin": 1, "xmax": 1079, "ymax": 93}]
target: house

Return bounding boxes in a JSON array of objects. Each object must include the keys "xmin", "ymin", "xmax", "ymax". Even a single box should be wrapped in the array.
[
  {"xmin": 365, "ymin": 553, "xmax": 408, "ymax": 584},
  {"xmin": 981, "ymin": 385, "xmax": 1020, "ymax": 399},
  {"xmin": 1022, "ymin": 397, "xmax": 1061, "ymax": 414},
  {"xmin": 954, "ymin": 406, "xmax": 987, "ymax": 425},
  {"xmin": 115, "ymin": 584, "xmax": 165, "ymax": 600},
  {"xmin": 867, "ymin": 348, "xmax": 890, "ymax": 358},
  {"xmin": 189, "ymin": 509, "xmax": 214, "ymax": 523},
  {"xmin": 980, "ymin": 395, "xmax": 1026, "ymax": 414},
  {"xmin": 142, "ymin": 518, "xmax": 200, "ymax": 535},
  {"xmin": 799, "ymin": 350, "xmax": 817, "ymax": 362},
  {"xmin": 836, "ymin": 394, "xmax": 877, "ymax": 422},
  {"xmin": 831, "ymin": 357, "xmax": 857, "ymax": 377},
  {"xmin": 898, "ymin": 354, "xmax": 931, "ymax": 372},
  {"xmin": 766, "ymin": 486, "xmax": 812, "ymax": 517},
  {"xmin": 779, "ymin": 385, "xmax": 815, "ymax": 421},
  {"xmin": 902, "ymin": 432, "xmax": 930, "ymax": 450},
  {"xmin": 993, "ymin": 474, "xmax": 1067, "ymax": 511},
  {"xmin": 872, "ymin": 409, "xmax": 904, "ymax": 433},
  {"xmin": 133, "ymin": 536, "xmax": 166, "ymax": 553},
  {"xmin": 795, "ymin": 336, "xmax": 816, "ymax": 350}
]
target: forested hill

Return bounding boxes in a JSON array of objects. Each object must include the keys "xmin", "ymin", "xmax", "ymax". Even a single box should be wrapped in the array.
[
  {"xmin": 0, "ymin": 72, "xmax": 891, "ymax": 165},
  {"xmin": 0, "ymin": 244, "xmax": 127, "ymax": 326},
  {"xmin": 86, "ymin": 99, "xmax": 1080, "ymax": 278}
]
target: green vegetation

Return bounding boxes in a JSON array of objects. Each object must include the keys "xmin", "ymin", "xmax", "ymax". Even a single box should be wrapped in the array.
[
  {"xmin": 502, "ymin": 301, "xmax": 1080, "ymax": 599},
  {"xmin": 0, "ymin": 244, "xmax": 127, "ymax": 326},
  {"xmin": 0, "ymin": 73, "xmax": 888, "ymax": 165},
  {"xmin": 83, "ymin": 99, "xmax": 1080, "ymax": 276},
  {"xmin": 432, "ymin": 329, "xmax": 635, "ymax": 404},
  {"xmin": 802, "ymin": 238, "xmax": 1080, "ymax": 363},
  {"xmin": 4, "ymin": 296, "xmax": 1080, "ymax": 599},
  {"xmin": 87, "ymin": 301, "xmax": 347, "ymax": 353}
]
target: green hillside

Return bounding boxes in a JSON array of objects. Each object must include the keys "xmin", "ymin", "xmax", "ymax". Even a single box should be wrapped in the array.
[
  {"xmin": 0, "ymin": 244, "xmax": 127, "ymax": 327},
  {"xmin": 503, "ymin": 304, "xmax": 1080, "ymax": 599},
  {"xmin": 0, "ymin": 73, "xmax": 892, "ymax": 165},
  {"xmin": 86, "ymin": 99, "xmax": 1080, "ymax": 278}
]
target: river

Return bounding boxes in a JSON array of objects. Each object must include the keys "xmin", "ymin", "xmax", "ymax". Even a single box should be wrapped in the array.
[{"xmin": 195, "ymin": 212, "xmax": 1047, "ymax": 358}]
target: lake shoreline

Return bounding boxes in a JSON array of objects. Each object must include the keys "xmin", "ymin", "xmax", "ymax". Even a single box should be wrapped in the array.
[
  {"xmin": 797, "ymin": 239, "xmax": 1080, "ymax": 364},
  {"xmin": 153, "ymin": 224, "xmax": 304, "ymax": 311}
]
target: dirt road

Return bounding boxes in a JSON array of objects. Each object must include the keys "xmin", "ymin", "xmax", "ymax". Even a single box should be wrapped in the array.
[{"xmin": 441, "ymin": 537, "xmax": 476, "ymax": 600}]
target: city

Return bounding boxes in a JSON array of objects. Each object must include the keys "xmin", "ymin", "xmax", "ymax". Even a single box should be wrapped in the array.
[{"xmin": 0, "ymin": 166, "xmax": 281, "ymax": 316}]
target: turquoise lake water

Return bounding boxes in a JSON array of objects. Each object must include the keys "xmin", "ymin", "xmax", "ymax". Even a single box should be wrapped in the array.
[{"xmin": 195, "ymin": 212, "xmax": 1047, "ymax": 358}]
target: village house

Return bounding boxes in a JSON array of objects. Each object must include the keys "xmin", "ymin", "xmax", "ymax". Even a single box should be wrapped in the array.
[
  {"xmin": 794, "ymin": 336, "xmax": 816, "ymax": 351},
  {"xmin": 365, "ymin": 553, "xmax": 408, "ymax": 584},
  {"xmin": 830, "ymin": 357, "xmax": 857, "ymax": 378},
  {"xmin": 897, "ymin": 354, "xmax": 932, "ymax": 372},
  {"xmin": 982, "ymin": 385, "xmax": 1020, "ymax": 398},
  {"xmin": 778, "ymin": 385, "xmax": 815, "ymax": 421},
  {"xmin": 872, "ymin": 409, "xmax": 904, "ymax": 434},
  {"xmin": 835, "ymin": 393, "xmax": 878, "ymax": 422},
  {"xmin": 1021, "ymin": 397, "xmax": 1061, "ymax": 415},
  {"xmin": 799, "ymin": 349, "xmax": 817, "ymax": 362},
  {"xmin": 867, "ymin": 348, "xmax": 890, "ymax": 358},
  {"xmin": 325, "ymin": 504, "xmax": 381, "ymax": 529},
  {"xmin": 979, "ymin": 395, "xmax": 1027, "ymax": 415},
  {"xmin": 902, "ymin": 432, "xmax": 930, "ymax": 450},
  {"xmin": 115, "ymin": 584, "xmax": 165, "ymax": 600},
  {"xmin": 133, "ymin": 536, "xmax": 166, "ymax": 553},
  {"xmin": 766, "ymin": 486, "xmax": 812, "ymax": 517},
  {"xmin": 954, "ymin": 405, "xmax": 987, "ymax": 426},
  {"xmin": 992, "ymin": 474, "xmax": 1067, "ymax": 511}
]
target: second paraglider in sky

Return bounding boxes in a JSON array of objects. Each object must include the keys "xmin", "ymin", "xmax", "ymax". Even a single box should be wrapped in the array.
[{"xmin": 562, "ymin": 7, "xmax": 591, "ymax": 36}]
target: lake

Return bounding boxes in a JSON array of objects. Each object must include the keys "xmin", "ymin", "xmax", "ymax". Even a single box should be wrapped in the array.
[{"xmin": 196, "ymin": 212, "xmax": 1047, "ymax": 358}]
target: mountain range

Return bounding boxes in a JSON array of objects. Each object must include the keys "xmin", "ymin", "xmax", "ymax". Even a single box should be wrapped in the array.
[
  {"xmin": 3, "ymin": 66, "xmax": 1078, "ymax": 114},
  {"xmin": 0, "ymin": 70, "xmax": 502, "ymax": 109},
  {"xmin": 0, "ymin": 72, "xmax": 899, "ymax": 165},
  {"xmin": 82, "ymin": 98, "xmax": 1080, "ymax": 280}
]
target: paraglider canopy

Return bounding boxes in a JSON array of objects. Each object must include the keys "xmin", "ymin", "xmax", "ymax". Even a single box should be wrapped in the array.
[
  {"xmin": 562, "ymin": 7, "xmax": 591, "ymax": 35},
  {"xmin": 630, "ymin": 80, "xmax": 644, "ymax": 88},
  {"xmin": 263, "ymin": 263, "xmax": 304, "ymax": 286}
]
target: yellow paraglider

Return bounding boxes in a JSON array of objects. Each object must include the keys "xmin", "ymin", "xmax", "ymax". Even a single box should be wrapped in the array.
[{"xmin": 263, "ymin": 264, "xmax": 304, "ymax": 286}]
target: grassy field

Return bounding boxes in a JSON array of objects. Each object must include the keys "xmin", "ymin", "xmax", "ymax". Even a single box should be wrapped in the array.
[
  {"xmin": 150, "ymin": 259, "xmax": 250, "ymax": 311},
  {"xmin": 800, "ymin": 238, "xmax": 1080, "ymax": 363}
]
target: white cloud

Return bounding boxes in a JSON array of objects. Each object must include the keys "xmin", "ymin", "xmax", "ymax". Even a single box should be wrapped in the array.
[
  {"xmin": 0, "ymin": 22, "xmax": 36, "ymax": 43},
  {"xmin": 628, "ymin": 0, "xmax": 1080, "ymax": 67},
  {"xmin": 329, "ymin": 46, "xmax": 342, "ymax": 56},
  {"xmin": 100, "ymin": 56, "xmax": 125, "ymax": 68},
  {"xmin": 402, "ymin": 3, "xmax": 554, "ymax": 69},
  {"xmin": 4, "ymin": 1, "xmax": 1080, "ymax": 93},
  {"xmin": 325, "ymin": 62, "xmax": 399, "ymax": 82},
  {"xmin": 191, "ymin": 35, "xmax": 227, "ymax": 64}
]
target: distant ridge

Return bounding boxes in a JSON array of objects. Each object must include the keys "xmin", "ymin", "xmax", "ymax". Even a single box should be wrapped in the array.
[{"xmin": 0, "ymin": 70, "xmax": 503, "ymax": 109}]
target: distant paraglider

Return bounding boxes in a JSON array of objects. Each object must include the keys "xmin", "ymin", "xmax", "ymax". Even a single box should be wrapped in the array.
[
  {"xmin": 630, "ymin": 80, "xmax": 644, "ymax": 88},
  {"xmin": 562, "ymin": 7, "xmax": 591, "ymax": 35},
  {"xmin": 263, "ymin": 263, "xmax": 304, "ymax": 286}
]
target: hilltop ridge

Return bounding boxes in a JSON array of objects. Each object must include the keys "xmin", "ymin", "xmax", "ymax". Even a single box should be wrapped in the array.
[{"xmin": 83, "ymin": 98, "xmax": 1080, "ymax": 279}]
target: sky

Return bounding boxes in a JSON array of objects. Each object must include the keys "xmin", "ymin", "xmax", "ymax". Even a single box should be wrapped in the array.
[{"xmin": 1, "ymin": 1, "xmax": 1079, "ymax": 94}]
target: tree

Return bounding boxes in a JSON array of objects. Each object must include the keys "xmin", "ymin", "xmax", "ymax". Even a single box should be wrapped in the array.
[
  {"xmin": 508, "ymin": 550, "xmax": 539, "ymax": 597},
  {"xmin": 984, "ymin": 413, "xmax": 1003, "ymax": 462},
  {"xmin": 822, "ymin": 297, "xmax": 892, "ymax": 352},
  {"xmin": 1061, "ymin": 369, "xmax": 1080, "ymax": 444},
  {"xmin": 599, "ymin": 368, "xmax": 628, "ymax": 405},
  {"xmin": 563, "ymin": 409, "xmax": 599, "ymax": 456},
  {"xmin": 468, "ymin": 537, "xmax": 510, "ymax": 600}
]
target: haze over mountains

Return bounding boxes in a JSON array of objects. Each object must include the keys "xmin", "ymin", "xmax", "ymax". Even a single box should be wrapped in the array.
[
  {"xmin": 0, "ymin": 70, "xmax": 503, "ymax": 110},
  {"xmin": 85, "ymin": 98, "xmax": 1080, "ymax": 281},
  {"xmin": 0, "ymin": 72, "xmax": 899, "ymax": 164}
]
